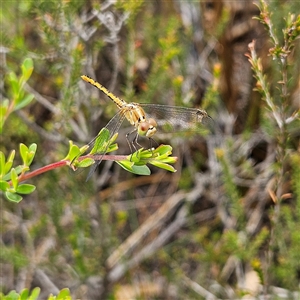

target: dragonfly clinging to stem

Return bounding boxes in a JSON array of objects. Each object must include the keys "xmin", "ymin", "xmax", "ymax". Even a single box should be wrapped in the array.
[{"xmin": 81, "ymin": 75, "xmax": 211, "ymax": 180}]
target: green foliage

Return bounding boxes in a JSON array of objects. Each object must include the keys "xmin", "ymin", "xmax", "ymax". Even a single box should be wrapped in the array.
[
  {"xmin": 0, "ymin": 246, "xmax": 28, "ymax": 269},
  {"xmin": 0, "ymin": 287, "xmax": 72, "ymax": 300},
  {"xmin": 201, "ymin": 63, "xmax": 222, "ymax": 113},
  {"xmin": 116, "ymin": 0, "xmax": 144, "ymax": 23},
  {"xmin": 0, "ymin": 143, "xmax": 37, "ymax": 202},
  {"xmin": 1, "ymin": 58, "xmax": 34, "ymax": 133},
  {"xmin": 48, "ymin": 288, "xmax": 72, "ymax": 300},
  {"xmin": 215, "ymin": 147, "xmax": 245, "ymax": 227},
  {"xmin": 268, "ymin": 152, "xmax": 300, "ymax": 289},
  {"xmin": 66, "ymin": 128, "xmax": 177, "ymax": 176},
  {"xmin": 134, "ymin": 16, "xmax": 186, "ymax": 105},
  {"xmin": 88, "ymin": 129, "xmax": 118, "ymax": 156},
  {"xmin": 291, "ymin": 153, "xmax": 300, "ymax": 203},
  {"xmin": 117, "ymin": 144, "xmax": 177, "ymax": 175},
  {"xmin": 1, "ymin": 128, "xmax": 177, "ymax": 202},
  {"xmin": 0, "ymin": 288, "xmax": 40, "ymax": 300},
  {"xmin": 255, "ymin": 0, "xmax": 300, "ymax": 57},
  {"xmin": 246, "ymin": 0, "xmax": 300, "ymax": 293}
]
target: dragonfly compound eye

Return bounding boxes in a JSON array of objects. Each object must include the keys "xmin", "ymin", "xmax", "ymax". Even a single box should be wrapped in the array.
[
  {"xmin": 138, "ymin": 122, "xmax": 150, "ymax": 136},
  {"xmin": 138, "ymin": 121, "xmax": 157, "ymax": 137},
  {"xmin": 145, "ymin": 118, "xmax": 157, "ymax": 137},
  {"xmin": 148, "ymin": 118, "xmax": 157, "ymax": 127}
]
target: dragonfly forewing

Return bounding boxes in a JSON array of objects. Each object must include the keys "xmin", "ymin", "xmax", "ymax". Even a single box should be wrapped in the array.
[
  {"xmin": 139, "ymin": 104, "xmax": 212, "ymax": 133},
  {"xmin": 85, "ymin": 109, "xmax": 128, "ymax": 181}
]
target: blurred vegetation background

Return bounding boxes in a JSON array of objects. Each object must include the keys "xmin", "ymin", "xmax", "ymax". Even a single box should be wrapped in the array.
[{"xmin": 1, "ymin": 0, "xmax": 300, "ymax": 299}]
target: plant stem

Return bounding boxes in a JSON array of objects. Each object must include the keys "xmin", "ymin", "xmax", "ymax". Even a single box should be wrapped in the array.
[{"xmin": 16, "ymin": 154, "xmax": 129, "ymax": 183}]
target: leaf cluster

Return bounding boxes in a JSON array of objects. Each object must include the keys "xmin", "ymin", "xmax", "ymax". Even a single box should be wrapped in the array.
[
  {"xmin": 0, "ymin": 143, "xmax": 37, "ymax": 202},
  {"xmin": 1, "ymin": 58, "xmax": 34, "ymax": 133},
  {"xmin": 0, "ymin": 288, "xmax": 71, "ymax": 300}
]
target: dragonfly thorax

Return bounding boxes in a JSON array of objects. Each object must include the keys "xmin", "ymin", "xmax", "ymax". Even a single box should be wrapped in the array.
[{"xmin": 123, "ymin": 103, "xmax": 145, "ymax": 126}]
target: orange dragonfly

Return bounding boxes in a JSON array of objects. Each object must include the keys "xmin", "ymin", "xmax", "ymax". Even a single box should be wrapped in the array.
[{"xmin": 81, "ymin": 75, "xmax": 211, "ymax": 179}]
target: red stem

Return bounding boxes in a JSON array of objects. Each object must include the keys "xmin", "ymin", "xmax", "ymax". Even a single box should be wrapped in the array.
[
  {"xmin": 18, "ymin": 160, "xmax": 69, "ymax": 182},
  {"xmin": 16, "ymin": 154, "xmax": 129, "ymax": 183}
]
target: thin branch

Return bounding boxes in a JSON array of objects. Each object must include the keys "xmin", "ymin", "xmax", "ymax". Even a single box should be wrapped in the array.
[
  {"xmin": 108, "ymin": 203, "xmax": 187, "ymax": 282},
  {"xmin": 16, "ymin": 110, "xmax": 66, "ymax": 143},
  {"xmin": 183, "ymin": 275, "xmax": 218, "ymax": 300},
  {"xmin": 24, "ymin": 83, "xmax": 59, "ymax": 114},
  {"xmin": 15, "ymin": 154, "xmax": 128, "ymax": 183},
  {"xmin": 106, "ymin": 192, "xmax": 185, "ymax": 270}
]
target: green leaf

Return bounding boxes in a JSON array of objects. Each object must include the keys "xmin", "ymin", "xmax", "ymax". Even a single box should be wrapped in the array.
[
  {"xmin": 10, "ymin": 168, "xmax": 18, "ymax": 190},
  {"xmin": 0, "ymin": 101, "xmax": 8, "ymax": 133},
  {"xmin": 63, "ymin": 141, "xmax": 82, "ymax": 162},
  {"xmin": 26, "ymin": 143, "xmax": 37, "ymax": 166},
  {"xmin": 6, "ymin": 290, "xmax": 20, "ymax": 300},
  {"xmin": 21, "ymin": 58, "xmax": 34, "ymax": 82},
  {"xmin": 14, "ymin": 93, "xmax": 34, "ymax": 110},
  {"xmin": 127, "ymin": 148, "xmax": 154, "ymax": 164},
  {"xmin": 116, "ymin": 160, "xmax": 134, "ymax": 172},
  {"xmin": 20, "ymin": 143, "xmax": 29, "ymax": 165},
  {"xmin": 77, "ymin": 158, "xmax": 95, "ymax": 168},
  {"xmin": 7, "ymin": 149, "xmax": 16, "ymax": 163},
  {"xmin": 30, "ymin": 287, "xmax": 41, "ymax": 300},
  {"xmin": 117, "ymin": 160, "xmax": 151, "ymax": 175},
  {"xmin": 3, "ymin": 165, "xmax": 26, "ymax": 181},
  {"xmin": 5, "ymin": 191, "xmax": 23, "ymax": 203},
  {"xmin": 29, "ymin": 143, "xmax": 37, "ymax": 153},
  {"xmin": 108, "ymin": 132, "xmax": 119, "ymax": 144},
  {"xmin": 0, "ymin": 99, "xmax": 9, "ymax": 116},
  {"xmin": 0, "ymin": 98, "xmax": 9, "ymax": 110},
  {"xmin": 0, "ymin": 151, "xmax": 5, "ymax": 177},
  {"xmin": 106, "ymin": 142, "xmax": 118, "ymax": 154},
  {"xmin": 140, "ymin": 149, "xmax": 154, "ymax": 159},
  {"xmin": 69, "ymin": 144, "xmax": 81, "ymax": 160},
  {"xmin": 161, "ymin": 156, "xmax": 177, "ymax": 164},
  {"xmin": 155, "ymin": 144, "xmax": 172, "ymax": 156},
  {"xmin": 149, "ymin": 160, "xmax": 177, "ymax": 172},
  {"xmin": 0, "ymin": 180, "xmax": 10, "ymax": 191},
  {"xmin": 79, "ymin": 144, "xmax": 90, "ymax": 154},
  {"xmin": 131, "ymin": 164, "xmax": 151, "ymax": 175},
  {"xmin": 89, "ymin": 128, "xmax": 110, "ymax": 154},
  {"xmin": 129, "ymin": 149, "xmax": 142, "ymax": 162},
  {"xmin": 20, "ymin": 288, "xmax": 29, "ymax": 300},
  {"xmin": 16, "ymin": 184, "xmax": 36, "ymax": 194},
  {"xmin": 8, "ymin": 72, "xmax": 19, "ymax": 96},
  {"xmin": 56, "ymin": 288, "xmax": 71, "ymax": 299},
  {"xmin": 132, "ymin": 165, "xmax": 151, "ymax": 175}
]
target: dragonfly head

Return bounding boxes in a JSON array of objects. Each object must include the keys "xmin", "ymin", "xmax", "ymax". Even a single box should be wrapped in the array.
[{"xmin": 138, "ymin": 118, "xmax": 157, "ymax": 137}]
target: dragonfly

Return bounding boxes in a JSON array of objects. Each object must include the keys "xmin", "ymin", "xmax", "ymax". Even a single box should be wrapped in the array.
[{"xmin": 81, "ymin": 75, "xmax": 211, "ymax": 180}]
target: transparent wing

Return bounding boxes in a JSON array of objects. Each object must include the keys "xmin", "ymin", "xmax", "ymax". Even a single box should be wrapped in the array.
[
  {"xmin": 85, "ymin": 109, "xmax": 127, "ymax": 181},
  {"xmin": 139, "ymin": 103, "xmax": 212, "ymax": 132}
]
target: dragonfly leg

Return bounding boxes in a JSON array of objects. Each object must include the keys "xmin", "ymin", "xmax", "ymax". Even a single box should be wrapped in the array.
[
  {"xmin": 133, "ymin": 132, "xmax": 144, "ymax": 149},
  {"xmin": 126, "ymin": 128, "xmax": 138, "ymax": 161},
  {"xmin": 149, "ymin": 137, "xmax": 159, "ymax": 149}
]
